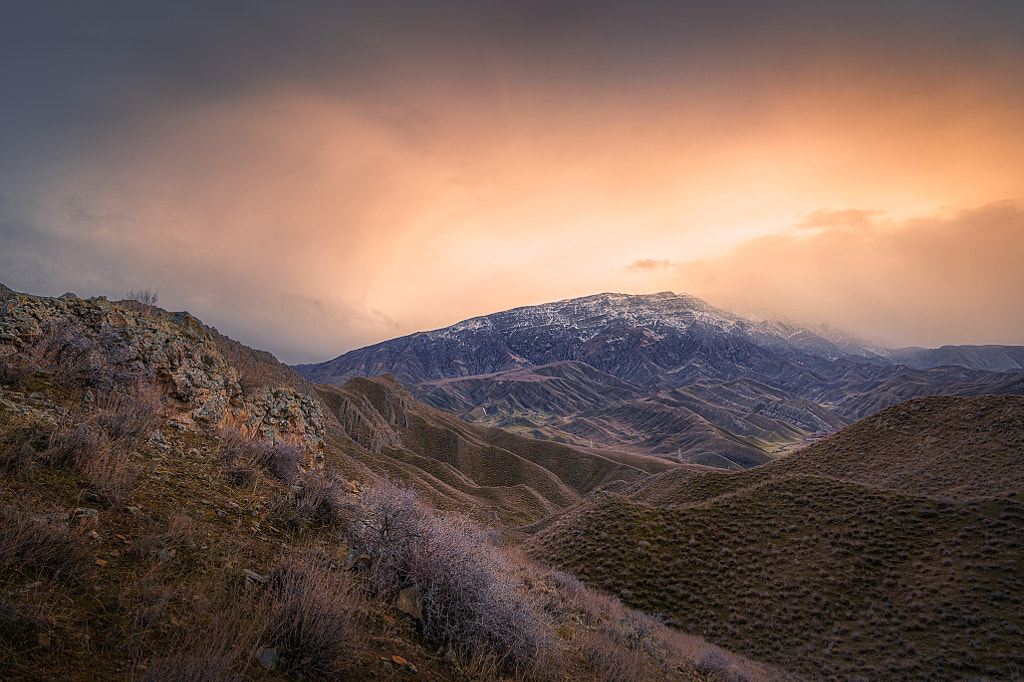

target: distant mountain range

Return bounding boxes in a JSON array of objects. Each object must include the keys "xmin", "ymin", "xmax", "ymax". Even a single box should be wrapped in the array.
[{"xmin": 296, "ymin": 292, "xmax": 1024, "ymax": 468}]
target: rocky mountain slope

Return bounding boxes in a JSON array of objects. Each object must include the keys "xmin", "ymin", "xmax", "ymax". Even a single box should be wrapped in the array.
[
  {"xmin": 1, "ymin": 283, "xmax": 786, "ymax": 681},
  {"xmin": 526, "ymin": 395, "xmax": 1024, "ymax": 681},
  {"xmin": 298, "ymin": 292, "xmax": 1024, "ymax": 467}
]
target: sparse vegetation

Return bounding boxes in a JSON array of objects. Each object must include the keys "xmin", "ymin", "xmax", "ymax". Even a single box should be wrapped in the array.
[{"xmin": 529, "ymin": 471, "xmax": 1024, "ymax": 680}]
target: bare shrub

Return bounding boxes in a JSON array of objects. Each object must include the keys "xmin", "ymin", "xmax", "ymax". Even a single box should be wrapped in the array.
[
  {"xmin": 695, "ymin": 647, "xmax": 753, "ymax": 682},
  {"xmin": 271, "ymin": 470, "xmax": 348, "ymax": 531},
  {"xmin": 347, "ymin": 479, "xmax": 427, "ymax": 593},
  {"xmin": 350, "ymin": 480, "xmax": 548, "ymax": 670},
  {"xmin": 0, "ymin": 416, "xmax": 50, "ymax": 474},
  {"xmin": 265, "ymin": 554, "xmax": 365, "ymax": 677},
  {"xmin": 579, "ymin": 628, "xmax": 646, "ymax": 682},
  {"xmin": 126, "ymin": 289, "xmax": 159, "ymax": 307},
  {"xmin": 0, "ymin": 506, "xmax": 88, "ymax": 582},
  {"xmin": 412, "ymin": 515, "xmax": 548, "ymax": 670},
  {"xmin": 547, "ymin": 569, "xmax": 587, "ymax": 597},
  {"xmin": 293, "ymin": 470, "xmax": 341, "ymax": 523},
  {"xmin": 85, "ymin": 448, "xmax": 138, "ymax": 505},
  {"xmin": 35, "ymin": 318, "xmax": 134, "ymax": 391},
  {"xmin": 0, "ymin": 440, "xmax": 37, "ymax": 474},
  {"xmin": 216, "ymin": 430, "xmax": 303, "ymax": 484},
  {"xmin": 44, "ymin": 418, "xmax": 138, "ymax": 504},
  {"xmin": 45, "ymin": 423, "xmax": 107, "ymax": 468}
]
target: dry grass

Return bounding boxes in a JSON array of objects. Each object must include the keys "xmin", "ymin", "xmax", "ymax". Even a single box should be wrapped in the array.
[
  {"xmin": 0, "ymin": 505, "xmax": 89, "ymax": 584},
  {"xmin": 529, "ymin": 475, "xmax": 1024, "ymax": 680},
  {"xmin": 266, "ymin": 552, "xmax": 367, "ymax": 678}
]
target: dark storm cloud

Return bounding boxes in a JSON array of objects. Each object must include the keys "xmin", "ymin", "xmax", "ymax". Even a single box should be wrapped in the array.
[
  {"xmin": 5, "ymin": 1, "xmax": 1023, "ymax": 154},
  {"xmin": 2, "ymin": 1, "xmax": 1024, "ymax": 361}
]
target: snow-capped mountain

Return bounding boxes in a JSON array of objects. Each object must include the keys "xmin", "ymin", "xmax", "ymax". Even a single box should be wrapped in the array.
[{"xmin": 295, "ymin": 292, "xmax": 1023, "ymax": 469}]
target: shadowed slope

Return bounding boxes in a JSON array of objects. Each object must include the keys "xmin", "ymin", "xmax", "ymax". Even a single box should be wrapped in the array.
[{"xmin": 315, "ymin": 375, "xmax": 678, "ymax": 523}]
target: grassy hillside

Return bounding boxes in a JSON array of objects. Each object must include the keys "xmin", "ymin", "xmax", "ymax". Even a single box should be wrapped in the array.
[
  {"xmin": 528, "ymin": 397, "xmax": 1024, "ymax": 681},
  {"xmin": 1, "ymin": 284, "xmax": 787, "ymax": 681},
  {"xmin": 768, "ymin": 395, "xmax": 1024, "ymax": 500}
]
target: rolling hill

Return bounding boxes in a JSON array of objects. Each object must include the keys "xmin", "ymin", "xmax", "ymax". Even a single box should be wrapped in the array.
[{"xmin": 526, "ymin": 395, "xmax": 1024, "ymax": 681}]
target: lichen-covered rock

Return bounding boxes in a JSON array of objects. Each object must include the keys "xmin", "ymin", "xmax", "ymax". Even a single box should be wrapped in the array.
[
  {"xmin": 227, "ymin": 387, "xmax": 326, "ymax": 458},
  {"xmin": 0, "ymin": 288, "xmax": 324, "ymax": 457}
]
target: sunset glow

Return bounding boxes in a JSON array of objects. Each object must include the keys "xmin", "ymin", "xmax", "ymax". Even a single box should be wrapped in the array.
[{"xmin": 2, "ymin": 2, "xmax": 1023, "ymax": 361}]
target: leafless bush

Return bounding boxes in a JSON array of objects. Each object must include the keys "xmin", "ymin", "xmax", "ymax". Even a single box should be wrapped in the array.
[
  {"xmin": 268, "ymin": 442, "xmax": 302, "ymax": 483},
  {"xmin": 579, "ymin": 628, "xmax": 647, "ymax": 682},
  {"xmin": 85, "ymin": 447, "xmax": 138, "ymax": 505},
  {"xmin": 347, "ymin": 479, "xmax": 427, "ymax": 593},
  {"xmin": 271, "ymin": 470, "xmax": 348, "ymax": 531},
  {"xmin": 350, "ymin": 480, "xmax": 548, "ymax": 670},
  {"xmin": 126, "ymin": 289, "xmax": 159, "ymax": 307},
  {"xmin": 0, "ymin": 440, "xmax": 37, "ymax": 474},
  {"xmin": 695, "ymin": 647, "xmax": 753, "ymax": 682},
  {"xmin": 217, "ymin": 429, "xmax": 304, "ymax": 484},
  {"xmin": 35, "ymin": 318, "xmax": 134, "ymax": 391},
  {"xmin": 412, "ymin": 515, "xmax": 548, "ymax": 670},
  {"xmin": 293, "ymin": 470, "xmax": 342, "ymax": 523},
  {"xmin": 0, "ymin": 506, "xmax": 88, "ymax": 582},
  {"xmin": 265, "ymin": 554, "xmax": 365, "ymax": 677},
  {"xmin": 0, "ymin": 417, "xmax": 49, "ymax": 474},
  {"xmin": 46, "ymin": 419, "xmax": 137, "ymax": 504},
  {"xmin": 547, "ymin": 569, "xmax": 587, "ymax": 596}
]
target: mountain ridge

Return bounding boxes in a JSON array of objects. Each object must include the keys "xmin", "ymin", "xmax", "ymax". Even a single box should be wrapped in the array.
[{"xmin": 296, "ymin": 291, "xmax": 1024, "ymax": 467}]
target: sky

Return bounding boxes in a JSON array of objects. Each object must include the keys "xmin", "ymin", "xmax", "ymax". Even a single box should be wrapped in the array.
[{"xmin": 2, "ymin": 1, "xmax": 1023, "ymax": 363}]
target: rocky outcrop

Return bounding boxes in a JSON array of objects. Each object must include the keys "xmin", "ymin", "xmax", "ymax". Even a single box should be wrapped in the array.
[{"xmin": 0, "ymin": 288, "xmax": 325, "ymax": 456}]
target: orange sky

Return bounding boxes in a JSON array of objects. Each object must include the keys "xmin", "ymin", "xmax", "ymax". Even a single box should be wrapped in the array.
[{"xmin": 2, "ymin": 3, "xmax": 1023, "ymax": 361}]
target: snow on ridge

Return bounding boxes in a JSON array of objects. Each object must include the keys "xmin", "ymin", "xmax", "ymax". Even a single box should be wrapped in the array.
[{"xmin": 418, "ymin": 292, "xmax": 878, "ymax": 361}]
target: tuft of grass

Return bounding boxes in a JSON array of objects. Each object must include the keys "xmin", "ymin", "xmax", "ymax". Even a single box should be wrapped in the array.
[
  {"xmin": 217, "ymin": 428, "xmax": 304, "ymax": 485},
  {"xmin": 265, "ymin": 553, "xmax": 366, "ymax": 678},
  {"xmin": 0, "ymin": 505, "xmax": 89, "ymax": 583},
  {"xmin": 45, "ymin": 419, "xmax": 138, "ymax": 505},
  {"xmin": 94, "ymin": 385, "xmax": 162, "ymax": 442}
]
